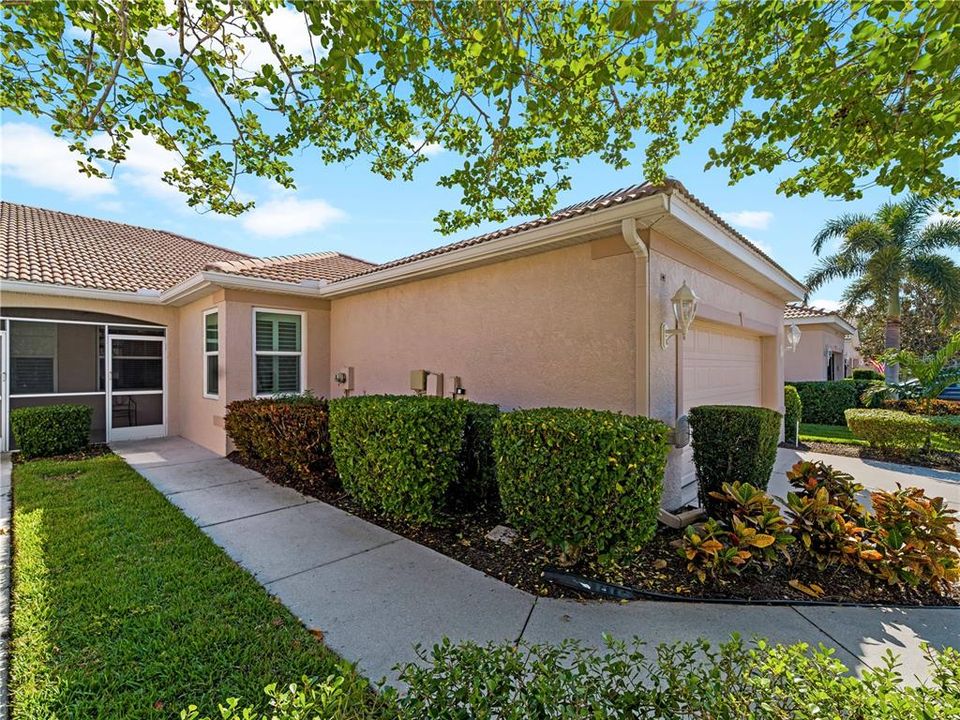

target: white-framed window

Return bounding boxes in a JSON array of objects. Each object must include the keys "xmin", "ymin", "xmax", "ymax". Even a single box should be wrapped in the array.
[
  {"xmin": 203, "ymin": 309, "xmax": 219, "ymax": 398},
  {"xmin": 252, "ymin": 308, "xmax": 304, "ymax": 396}
]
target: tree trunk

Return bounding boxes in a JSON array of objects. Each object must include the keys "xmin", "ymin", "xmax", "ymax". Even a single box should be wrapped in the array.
[{"xmin": 885, "ymin": 287, "xmax": 902, "ymax": 384}]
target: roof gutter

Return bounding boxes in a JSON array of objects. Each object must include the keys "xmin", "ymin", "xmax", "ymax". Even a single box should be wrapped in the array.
[
  {"xmin": 0, "ymin": 279, "xmax": 166, "ymax": 304},
  {"xmin": 788, "ymin": 314, "xmax": 857, "ymax": 335},
  {"xmin": 663, "ymin": 191, "xmax": 807, "ymax": 302},
  {"xmin": 319, "ymin": 194, "xmax": 670, "ymax": 298}
]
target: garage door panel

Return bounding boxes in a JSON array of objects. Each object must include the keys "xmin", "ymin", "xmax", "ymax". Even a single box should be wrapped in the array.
[{"xmin": 679, "ymin": 322, "xmax": 763, "ymax": 506}]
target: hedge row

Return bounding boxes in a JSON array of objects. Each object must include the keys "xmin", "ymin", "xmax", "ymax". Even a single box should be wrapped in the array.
[
  {"xmin": 783, "ymin": 386, "xmax": 802, "ymax": 445},
  {"xmin": 228, "ymin": 395, "xmax": 671, "ymax": 563},
  {"xmin": 10, "ymin": 404, "xmax": 93, "ymax": 459},
  {"xmin": 846, "ymin": 408, "xmax": 960, "ymax": 452},
  {"xmin": 328, "ymin": 395, "xmax": 498, "ymax": 522},
  {"xmin": 494, "ymin": 408, "xmax": 669, "ymax": 564},
  {"xmin": 791, "ymin": 379, "xmax": 882, "ymax": 425},
  {"xmin": 884, "ymin": 398, "xmax": 960, "ymax": 416},
  {"xmin": 224, "ymin": 394, "xmax": 338, "ymax": 495}
]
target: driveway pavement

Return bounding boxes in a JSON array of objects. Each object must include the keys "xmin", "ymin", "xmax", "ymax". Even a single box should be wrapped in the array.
[{"xmin": 112, "ymin": 438, "xmax": 960, "ymax": 687}]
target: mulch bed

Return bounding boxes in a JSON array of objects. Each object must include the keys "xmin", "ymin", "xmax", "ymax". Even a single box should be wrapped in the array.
[
  {"xmin": 787, "ymin": 441, "xmax": 960, "ymax": 473},
  {"xmin": 229, "ymin": 452, "xmax": 960, "ymax": 607}
]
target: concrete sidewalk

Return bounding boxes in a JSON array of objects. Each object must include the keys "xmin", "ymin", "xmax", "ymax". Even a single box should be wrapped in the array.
[{"xmin": 113, "ymin": 438, "xmax": 960, "ymax": 686}]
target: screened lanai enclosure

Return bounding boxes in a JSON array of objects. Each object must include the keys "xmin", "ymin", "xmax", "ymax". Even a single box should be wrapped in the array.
[{"xmin": 0, "ymin": 308, "xmax": 166, "ymax": 451}]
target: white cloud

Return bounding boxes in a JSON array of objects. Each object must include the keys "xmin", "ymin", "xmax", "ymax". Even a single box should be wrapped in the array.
[
  {"xmin": 926, "ymin": 211, "xmax": 959, "ymax": 227},
  {"xmin": 721, "ymin": 210, "xmax": 774, "ymax": 230},
  {"xmin": 143, "ymin": 3, "xmax": 320, "ymax": 73},
  {"xmin": 1, "ymin": 122, "xmax": 116, "ymax": 198},
  {"xmin": 241, "ymin": 196, "xmax": 345, "ymax": 237},
  {"xmin": 810, "ymin": 299, "xmax": 843, "ymax": 312},
  {"xmin": 408, "ymin": 137, "xmax": 444, "ymax": 157}
]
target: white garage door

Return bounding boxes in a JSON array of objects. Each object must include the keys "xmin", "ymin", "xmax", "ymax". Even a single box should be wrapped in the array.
[
  {"xmin": 683, "ymin": 322, "xmax": 762, "ymax": 411},
  {"xmin": 678, "ymin": 321, "xmax": 763, "ymax": 505}
]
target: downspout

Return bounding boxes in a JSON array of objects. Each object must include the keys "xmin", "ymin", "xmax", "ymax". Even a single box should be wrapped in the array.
[{"xmin": 621, "ymin": 218, "xmax": 650, "ymax": 417}]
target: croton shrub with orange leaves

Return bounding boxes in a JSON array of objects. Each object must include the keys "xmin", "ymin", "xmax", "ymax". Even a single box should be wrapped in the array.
[{"xmin": 680, "ymin": 461, "xmax": 959, "ymax": 595}]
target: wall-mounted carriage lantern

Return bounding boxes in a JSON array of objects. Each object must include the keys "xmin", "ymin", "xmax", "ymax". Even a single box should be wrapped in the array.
[
  {"xmin": 660, "ymin": 281, "xmax": 699, "ymax": 349},
  {"xmin": 786, "ymin": 323, "xmax": 802, "ymax": 352}
]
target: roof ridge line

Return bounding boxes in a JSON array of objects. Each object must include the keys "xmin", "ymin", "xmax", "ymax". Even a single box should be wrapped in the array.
[{"xmin": 0, "ymin": 200, "xmax": 254, "ymax": 259}]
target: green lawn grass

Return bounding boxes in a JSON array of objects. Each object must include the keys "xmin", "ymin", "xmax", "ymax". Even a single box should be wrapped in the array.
[
  {"xmin": 10, "ymin": 453, "xmax": 374, "ymax": 720},
  {"xmin": 798, "ymin": 423, "xmax": 868, "ymax": 446},
  {"xmin": 799, "ymin": 423, "xmax": 960, "ymax": 452}
]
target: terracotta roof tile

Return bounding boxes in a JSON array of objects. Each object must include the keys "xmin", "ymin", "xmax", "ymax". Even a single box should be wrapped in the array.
[
  {"xmin": 785, "ymin": 303, "xmax": 850, "ymax": 321},
  {"xmin": 333, "ymin": 179, "xmax": 802, "ymax": 288},
  {"xmin": 205, "ymin": 252, "xmax": 376, "ymax": 284},
  {"xmin": 1, "ymin": 201, "xmax": 250, "ymax": 292}
]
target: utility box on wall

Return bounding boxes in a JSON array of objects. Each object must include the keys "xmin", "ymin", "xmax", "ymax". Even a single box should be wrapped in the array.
[{"xmin": 410, "ymin": 369, "xmax": 428, "ymax": 393}]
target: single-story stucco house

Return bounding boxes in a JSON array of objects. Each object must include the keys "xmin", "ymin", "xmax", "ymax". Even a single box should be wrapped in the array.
[
  {"xmin": 783, "ymin": 304, "xmax": 861, "ymax": 382},
  {"xmin": 0, "ymin": 180, "xmax": 805, "ymax": 509}
]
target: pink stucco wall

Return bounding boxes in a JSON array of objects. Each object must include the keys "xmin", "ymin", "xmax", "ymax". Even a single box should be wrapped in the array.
[
  {"xmin": 784, "ymin": 324, "xmax": 848, "ymax": 382},
  {"xmin": 328, "ymin": 239, "xmax": 638, "ymax": 413}
]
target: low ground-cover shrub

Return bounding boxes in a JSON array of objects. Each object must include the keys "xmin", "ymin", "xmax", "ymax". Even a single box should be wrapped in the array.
[
  {"xmin": 793, "ymin": 381, "xmax": 859, "ymax": 424},
  {"xmin": 845, "ymin": 408, "xmax": 931, "ymax": 451},
  {"xmin": 784, "ymin": 385, "xmax": 802, "ymax": 445},
  {"xmin": 784, "ymin": 461, "xmax": 869, "ymax": 569},
  {"xmin": 680, "ymin": 483, "xmax": 794, "ymax": 583},
  {"xmin": 684, "ymin": 460, "xmax": 960, "ymax": 594},
  {"xmin": 390, "ymin": 636, "xmax": 959, "ymax": 720},
  {"xmin": 853, "ymin": 368, "xmax": 885, "ymax": 381},
  {"xmin": 225, "ymin": 393, "xmax": 338, "ymax": 492},
  {"xmin": 328, "ymin": 396, "xmax": 497, "ymax": 523},
  {"xmin": 10, "ymin": 404, "xmax": 91, "ymax": 459},
  {"xmin": 688, "ymin": 405, "xmax": 781, "ymax": 517},
  {"xmin": 885, "ymin": 398, "xmax": 960, "ymax": 415},
  {"xmin": 866, "ymin": 487, "xmax": 960, "ymax": 592},
  {"xmin": 494, "ymin": 408, "xmax": 668, "ymax": 565}
]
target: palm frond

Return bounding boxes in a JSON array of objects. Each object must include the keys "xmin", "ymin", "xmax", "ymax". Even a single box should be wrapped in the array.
[
  {"xmin": 804, "ymin": 251, "xmax": 864, "ymax": 293},
  {"xmin": 910, "ymin": 219, "xmax": 960, "ymax": 253},
  {"xmin": 811, "ymin": 213, "xmax": 871, "ymax": 255},
  {"xmin": 907, "ymin": 253, "xmax": 960, "ymax": 326},
  {"xmin": 896, "ymin": 194, "xmax": 943, "ymax": 242},
  {"xmin": 861, "ymin": 244, "xmax": 904, "ymax": 292},
  {"xmin": 839, "ymin": 276, "xmax": 879, "ymax": 316},
  {"xmin": 845, "ymin": 220, "xmax": 893, "ymax": 254}
]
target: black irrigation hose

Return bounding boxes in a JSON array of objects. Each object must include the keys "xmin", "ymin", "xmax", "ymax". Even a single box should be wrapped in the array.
[{"xmin": 541, "ymin": 567, "xmax": 960, "ymax": 610}]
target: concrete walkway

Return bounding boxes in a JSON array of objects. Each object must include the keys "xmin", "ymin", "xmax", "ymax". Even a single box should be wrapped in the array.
[{"xmin": 113, "ymin": 438, "xmax": 960, "ymax": 686}]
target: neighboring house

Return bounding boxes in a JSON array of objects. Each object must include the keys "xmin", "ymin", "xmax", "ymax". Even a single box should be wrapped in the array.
[
  {"xmin": 783, "ymin": 304, "xmax": 860, "ymax": 382},
  {"xmin": 0, "ymin": 180, "xmax": 805, "ymax": 509}
]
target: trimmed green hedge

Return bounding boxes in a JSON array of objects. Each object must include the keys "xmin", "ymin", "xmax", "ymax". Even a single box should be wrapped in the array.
[
  {"xmin": 791, "ymin": 380, "xmax": 882, "ymax": 424},
  {"xmin": 852, "ymin": 368, "xmax": 884, "ymax": 381},
  {"xmin": 688, "ymin": 405, "xmax": 782, "ymax": 517},
  {"xmin": 224, "ymin": 394, "xmax": 338, "ymax": 494},
  {"xmin": 328, "ymin": 395, "xmax": 497, "ymax": 523},
  {"xmin": 10, "ymin": 404, "xmax": 92, "ymax": 459},
  {"xmin": 494, "ymin": 408, "xmax": 669, "ymax": 564},
  {"xmin": 792, "ymin": 381, "xmax": 858, "ymax": 424},
  {"xmin": 784, "ymin": 385, "xmax": 802, "ymax": 445},
  {"xmin": 845, "ymin": 409, "xmax": 931, "ymax": 451}
]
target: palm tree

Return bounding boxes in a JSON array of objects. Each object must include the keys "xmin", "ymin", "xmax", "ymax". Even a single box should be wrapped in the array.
[{"xmin": 806, "ymin": 195, "xmax": 960, "ymax": 383}]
